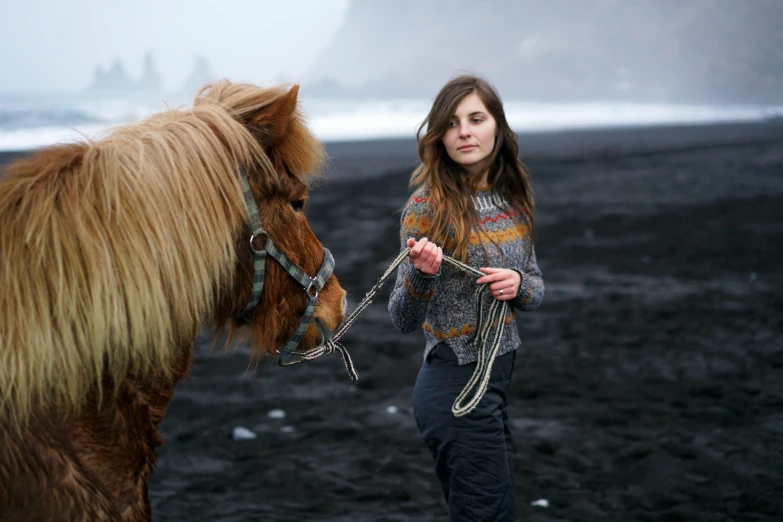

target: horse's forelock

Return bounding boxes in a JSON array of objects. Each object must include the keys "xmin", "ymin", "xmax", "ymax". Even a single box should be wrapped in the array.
[
  {"xmin": 277, "ymin": 113, "xmax": 327, "ymax": 182},
  {"xmin": 195, "ymin": 80, "xmax": 326, "ymax": 183}
]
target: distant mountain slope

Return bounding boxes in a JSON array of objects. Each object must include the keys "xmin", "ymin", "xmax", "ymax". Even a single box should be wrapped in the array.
[{"xmin": 305, "ymin": 0, "xmax": 783, "ymax": 104}]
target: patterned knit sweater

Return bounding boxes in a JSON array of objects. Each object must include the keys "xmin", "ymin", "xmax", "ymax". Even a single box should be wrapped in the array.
[{"xmin": 388, "ymin": 185, "xmax": 545, "ymax": 365}]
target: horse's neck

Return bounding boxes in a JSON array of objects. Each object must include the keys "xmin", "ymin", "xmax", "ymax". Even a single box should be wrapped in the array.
[
  {"xmin": 0, "ymin": 344, "xmax": 196, "ymax": 520},
  {"xmin": 123, "ymin": 344, "xmax": 194, "ymax": 431}
]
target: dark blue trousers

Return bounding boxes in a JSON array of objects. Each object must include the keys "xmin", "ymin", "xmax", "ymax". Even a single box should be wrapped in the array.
[{"xmin": 413, "ymin": 343, "xmax": 517, "ymax": 522}]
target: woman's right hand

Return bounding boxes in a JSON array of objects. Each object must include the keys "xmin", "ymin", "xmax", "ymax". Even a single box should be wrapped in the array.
[{"xmin": 407, "ymin": 237, "xmax": 442, "ymax": 275}]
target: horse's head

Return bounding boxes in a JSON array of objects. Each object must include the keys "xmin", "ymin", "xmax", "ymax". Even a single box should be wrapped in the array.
[{"xmin": 200, "ymin": 81, "xmax": 346, "ymax": 360}]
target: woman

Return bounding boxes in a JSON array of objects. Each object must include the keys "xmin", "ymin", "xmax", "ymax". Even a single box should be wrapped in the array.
[{"xmin": 388, "ymin": 74, "xmax": 544, "ymax": 521}]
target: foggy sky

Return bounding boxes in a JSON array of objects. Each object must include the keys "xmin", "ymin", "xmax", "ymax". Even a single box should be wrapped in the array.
[
  {"xmin": 0, "ymin": 0, "xmax": 349, "ymax": 93},
  {"xmin": 306, "ymin": 0, "xmax": 783, "ymax": 105}
]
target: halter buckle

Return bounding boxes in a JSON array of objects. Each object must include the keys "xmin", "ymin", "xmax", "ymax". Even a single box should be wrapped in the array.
[
  {"xmin": 306, "ymin": 277, "xmax": 319, "ymax": 301},
  {"xmin": 249, "ymin": 233, "xmax": 268, "ymax": 253}
]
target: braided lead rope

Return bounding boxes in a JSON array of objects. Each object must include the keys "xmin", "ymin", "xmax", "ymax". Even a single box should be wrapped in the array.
[
  {"xmin": 294, "ymin": 247, "xmax": 510, "ymax": 417},
  {"xmin": 291, "ymin": 247, "xmax": 412, "ymax": 381}
]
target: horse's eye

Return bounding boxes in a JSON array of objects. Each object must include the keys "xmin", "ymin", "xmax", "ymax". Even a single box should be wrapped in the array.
[{"xmin": 290, "ymin": 199, "xmax": 305, "ymax": 212}]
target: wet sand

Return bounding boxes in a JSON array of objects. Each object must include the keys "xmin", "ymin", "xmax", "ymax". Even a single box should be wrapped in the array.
[{"xmin": 2, "ymin": 120, "xmax": 782, "ymax": 521}]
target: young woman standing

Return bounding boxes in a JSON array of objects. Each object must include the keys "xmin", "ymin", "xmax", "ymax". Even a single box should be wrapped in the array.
[{"xmin": 388, "ymin": 75, "xmax": 544, "ymax": 521}]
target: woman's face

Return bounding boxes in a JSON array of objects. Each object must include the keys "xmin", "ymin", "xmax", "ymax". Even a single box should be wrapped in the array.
[{"xmin": 441, "ymin": 92, "xmax": 497, "ymax": 177}]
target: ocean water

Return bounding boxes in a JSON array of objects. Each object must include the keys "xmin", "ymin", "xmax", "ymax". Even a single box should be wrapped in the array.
[{"xmin": 1, "ymin": 91, "xmax": 782, "ymax": 151}]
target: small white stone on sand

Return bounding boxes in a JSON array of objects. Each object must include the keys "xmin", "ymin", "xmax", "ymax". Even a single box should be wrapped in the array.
[
  {"xmin": 280, "ymin": 425, "xmax": 296, "ymax": 434},
  {"xmin": 386, "ymin": 405, "xmax": 398, "ymax": 414},
  {"xmin": 531, "ymin": 499, "xmax": 549, "ymax": 508},
  {"xmin": 232, "ymin": 426, "xmax": 257, "ymax": 440},
  {"xmin": 267, "ymin": 409, "xmax": 286, "ymax": 419}
]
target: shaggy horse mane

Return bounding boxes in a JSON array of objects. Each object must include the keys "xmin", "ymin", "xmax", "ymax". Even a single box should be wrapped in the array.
[{"xmin": 0, "ymin": 80, "xmax": 325, "ymax": 425}]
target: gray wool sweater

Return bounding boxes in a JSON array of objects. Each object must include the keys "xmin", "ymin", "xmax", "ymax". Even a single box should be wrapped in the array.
[{"xmin": 388, "ymin": 185, "xmax": 545, "ymax": 365}]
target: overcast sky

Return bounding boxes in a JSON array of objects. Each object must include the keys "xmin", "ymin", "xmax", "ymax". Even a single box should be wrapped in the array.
[{"xmin": 0, "ymin": 0, "xmax": 350, "ymax": 93}]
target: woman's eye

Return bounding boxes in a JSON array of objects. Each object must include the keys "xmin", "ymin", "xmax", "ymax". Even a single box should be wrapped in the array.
[{"xmin": 290, "ymin": 199, "xmax": 305, "ymax": 212}]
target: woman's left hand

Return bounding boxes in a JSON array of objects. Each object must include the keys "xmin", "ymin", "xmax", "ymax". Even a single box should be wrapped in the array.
[{"xmin": 476, "ymin": 267, "xmax": 521, "ymax": 301}]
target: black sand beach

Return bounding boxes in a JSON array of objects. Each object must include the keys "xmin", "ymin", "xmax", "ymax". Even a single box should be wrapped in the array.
[{"xmin": 2, "ymin": 120, "xmax": 782, "ymax": 521}]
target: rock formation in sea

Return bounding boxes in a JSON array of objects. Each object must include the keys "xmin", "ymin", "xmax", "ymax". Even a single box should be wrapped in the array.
[
  {"xmin": 137, "ymin": 51, "xmax": 163, "ymax": 93},
  {"xmin": 87, "ymin": 51, "xmax": 162, "ymax": 94},
  {"xmin": 88, "ymin": 59, "xmax": 137, "ymax": 92},
  {"xmin": 181, "ymin": 56, "xmax": 216, "ymax": 94}
]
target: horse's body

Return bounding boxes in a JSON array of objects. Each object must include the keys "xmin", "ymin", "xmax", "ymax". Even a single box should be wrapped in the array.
[{"xmin": 0, "ymin": 81, "xmax": 346, "ymax": 521}]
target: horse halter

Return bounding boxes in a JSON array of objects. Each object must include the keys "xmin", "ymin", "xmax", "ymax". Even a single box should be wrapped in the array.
[{"xmin": 235, "ymin": 167, "xmax": 335, "ymax": 366}]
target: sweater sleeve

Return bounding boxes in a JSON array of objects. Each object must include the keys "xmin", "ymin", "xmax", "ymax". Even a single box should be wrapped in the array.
[
  {"xmin": 388, "ymin": 197, "xmax": 439, "ymax": 334},
  {"xmin": 512, "ymin": 244, "xmax": 545, "ymax": 311}
]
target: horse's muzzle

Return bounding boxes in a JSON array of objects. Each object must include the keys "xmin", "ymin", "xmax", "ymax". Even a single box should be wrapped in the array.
[{"xmin": 314, "ymin": 317, "xmax": 334, "ymax": 343}]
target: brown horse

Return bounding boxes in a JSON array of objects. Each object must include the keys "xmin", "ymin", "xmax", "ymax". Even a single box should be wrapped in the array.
[{"xmin": 0, "ymin": 81, "xmax": 346, "ymax": 521}]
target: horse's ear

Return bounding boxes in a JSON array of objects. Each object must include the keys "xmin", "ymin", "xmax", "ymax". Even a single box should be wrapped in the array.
[{"xmin": 249, "ymin": 85, "xmax": 299, "ymax": 146}]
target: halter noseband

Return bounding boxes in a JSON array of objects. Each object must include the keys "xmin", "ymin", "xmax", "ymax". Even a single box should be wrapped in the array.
[{"xmin": 236, "ymin": 167, "xmax": 335, "ymax": 366}]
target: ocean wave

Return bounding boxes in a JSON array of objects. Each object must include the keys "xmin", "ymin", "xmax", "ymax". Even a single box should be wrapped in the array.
[
  {"xmin": 0, "ymin": 108, "xmax": 103, "ymax": 130},
  {"xmin": 2, "ymin": 95, "xmax": 782, "ymax": 151}
]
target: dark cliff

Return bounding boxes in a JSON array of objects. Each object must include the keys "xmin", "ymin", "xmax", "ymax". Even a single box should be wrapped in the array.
[{"xmin": 305, "ymin": 0, "xmax": 783, "ymax": 104}]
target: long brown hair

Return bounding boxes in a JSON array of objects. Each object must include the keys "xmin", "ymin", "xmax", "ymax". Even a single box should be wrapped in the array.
[{"xmin": 410, "ymin": 74, "xmax": 535, "ymax": 261}]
